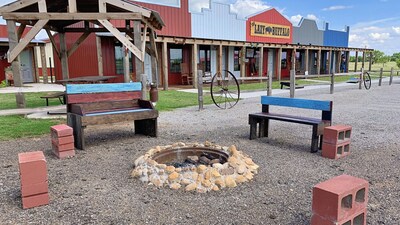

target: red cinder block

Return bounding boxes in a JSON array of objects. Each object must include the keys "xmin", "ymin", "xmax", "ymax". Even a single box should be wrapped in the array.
[
  {"xmin": 323, "ymin": 125, "xmax": 352, "ymax": 145},
  {"xmin": 322, "ymin": 140, "xmax": 351, "ymax": 159},
  {"xmin": 51, "ymin": 135, "xmax": 74, "ymax": 145},
  {"xmin": 312, "ymin": 174, "xmax": 369, "ymax": 222},
  {"xmin": 50, "ymin": 124, "xmax": 73, "ymax": 138},
  {"xmin": 18, "ymin": 151, "xmax": 47, "ymax": 186},
  {"xmin": 22, "ymin": 193, "xmax": 49, "ymax": 209},
  {"xmin": 53, "ymin": 149, "xmax": 75, "ymax": 159},
  {"xmin": 311, "ymin": 208, "xmax": 366, "ymax": 225},
  {"xmin": 21, "ymin": 181, "xmax": 48, "ymax": 197},
  {"xmin": 52, "ymin": 142, "xmax": 75, "ymax": 152}
]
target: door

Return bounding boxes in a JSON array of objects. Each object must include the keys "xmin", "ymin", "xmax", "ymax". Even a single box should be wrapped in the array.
[{"xmin": 20, "ymin": 49, "xmax": 34, "ymax": 83}]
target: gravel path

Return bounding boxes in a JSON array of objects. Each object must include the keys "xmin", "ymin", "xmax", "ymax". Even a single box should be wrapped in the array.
[{"xmin": 0, "ymin": 83, "xmax": 399, "ymax": 224}]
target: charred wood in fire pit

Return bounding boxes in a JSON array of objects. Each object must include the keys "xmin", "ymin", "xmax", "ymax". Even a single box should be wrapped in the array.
[{"xmin": 199, "ymin": 156, "xmax": 211, "ymax": 165}]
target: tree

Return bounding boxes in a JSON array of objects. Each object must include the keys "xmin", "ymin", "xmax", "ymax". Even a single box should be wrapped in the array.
[
  {"xmin": 379, "ymin": 56, "xmax": 390, "ymax": 67},
  {"xmin": 372, "ymin": 50, "xmax": 384, "ymax": 65},
  {"xmin": 392, "ymin": 53, "xmax": 400, "ymax": 62},
  {"xmin": 397, "ymin": 59, "xmax": 400, "ymax": 69}
]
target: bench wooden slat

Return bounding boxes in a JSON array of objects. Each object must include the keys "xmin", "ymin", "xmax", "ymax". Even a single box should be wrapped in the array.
[
  {"xmin": 67, "ymin": 91, "xmax": 141, "ymax": 104},
  {"xmin": 249, "ymin": 112, "xmax": 324, "ymax": 125},
  {"xmin": 81, "ymin": 110, "xmax": 158, "ymax": 126},
  {"xmin": 261, "ymin": 96, "xmax": 332, "ymax": 111},
  {"xmin": 86, "ymin": 108, "xmax": 152, "ymax": 116},
  {"xmin": 66, "ymin": 82, "xmax": 141, "ymax": 94}
]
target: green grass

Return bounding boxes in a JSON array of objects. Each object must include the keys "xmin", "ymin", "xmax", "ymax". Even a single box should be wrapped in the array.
[
  {"xmin": 155, "ymin": 90, "xmax": 214, "ymax": 111},
  {"xmin": 0, "ymin": 115, "xmax": 65, "ymax": 141},
  {"xmin": 0, "ymin": 92, "xmax": 63, "ymax": 110}
]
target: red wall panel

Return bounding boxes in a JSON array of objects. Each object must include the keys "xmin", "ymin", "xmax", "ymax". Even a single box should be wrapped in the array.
[
  {"xmin": 131, "ymin": 0, "xmax": 191, "ymax": 38},
  {"xmin": 53, "ymin": 33, "xmax": 99, "ymax": 80},
  {"xmin": 246, "ymin": 8, "xmax": 293, "ymax": 44}
]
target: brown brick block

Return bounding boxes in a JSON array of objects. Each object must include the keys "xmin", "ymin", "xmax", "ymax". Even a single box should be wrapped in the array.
[
  {"xmin": 52, "ymin": 142, "xmax": 75, "ymax": 152},
  {"xmin": 311, "ymin": 208, "xmax": 366, "ymax": 225},
  {"xmin": 22, "ymin": 193, "xmax": 49, "ymax": 209},
  {"xmin": 323, "ymin": 125, "xmax": 352, "ymax": 145},
  {"xmin": 53, "ymin": 149, "xmax": 75, "ymax": 159},
  {"xmin": 50, "ymin": 124, "xmax": 73, "ymax": 138},
  {"xmin": 51, "ymin": 135, "xmax": 74, "ymax": 145},
  {"xmin": 18, "ymin": 151, "xmax": 47, "ymax": 186},
  {"xmin": 21, "ymin": 181, "xmax": 48, "ymax": 197},
  {"xmin": 312, "ymin": 174, "xmax": 368, "ymax": 222},
  {"xmin": 322, "ymin": 140, "xmax": 351, "ymax": 159}
]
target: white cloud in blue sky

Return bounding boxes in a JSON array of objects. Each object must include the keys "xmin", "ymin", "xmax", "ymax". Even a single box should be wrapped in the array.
[{"xmin": 0, "ymin": 0, "xmax": 398, "ymax": 54}]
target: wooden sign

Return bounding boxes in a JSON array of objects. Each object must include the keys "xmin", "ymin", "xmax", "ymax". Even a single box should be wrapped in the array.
[{"xmin": 250, "ymin": 21, "xmax": 290, "ymax": 39}]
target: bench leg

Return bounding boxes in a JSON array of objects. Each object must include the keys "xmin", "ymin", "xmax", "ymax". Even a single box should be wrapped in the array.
[
  {"xmin": 311, "ymin": 125, "xmax": 319, "ymax": 153},
  {"xmin": 319, "ymin": 135, "xmax": 323, "ymax": 149},
  {"xmin": 135, "ymin": 118, "xmax": 157, "ymax": 137},
  {"xmin": 249, "ymin": 117, "xmax": 258, "ymax": 140},
  {"xmin": 67, "ymin": 114, "xmax": 85, "ymax": 150},
  {"xmin": 262, "ymin": 119, "xmax": 269, "ymax": 137}
]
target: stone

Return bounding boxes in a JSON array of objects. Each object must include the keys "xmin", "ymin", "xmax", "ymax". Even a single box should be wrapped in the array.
[
  {"xmin": 228, "ymin": 157, "xmax": 239, "ymax": 167},
  {"xmin": 212, "ymin": 163, "xmax": 223, "ymax": 169},
  {"xmin": 214, "ymin": 178, "xmax": 225, "ymax": 188},
  {"xmin": 168, "ymin": 172, "xmax": 179, "ymax": 181},
  {"xmin": 220, "ymin": 167, "xmax": 235, "ymax": 175},
  {"xmin": 199, "ymin": 156, "xmax": 211, "ymax": 165},
  {"xmin": 202, "ymin": 179, "xmax": 212, "ymax": 188},
  {"xmin": 245, "ymin": 171, "xmax": 254, "ymax": 180},
  {"xmin": 157, "ymin": 164, "xmax": 167, "ymax": 169},
  {"xmin": 245, "ymin": 158, "xmax": 255, "ymax": 165},
  {"xmin": 175, "ymin": 168, "xmax": 182, "ymax": 173},
  {"xmin": 170, "ymin": 183, "xmax": 181, "ymax": 190},
  {"xmin": 225, "ymin": 176, "xmax": 237, "ymax": 188},
  {"xmin": 211, "ymin": 169, "xmax": 221, "ymax": 178},
  {"xmin": 150, "ymin": 175, "xmax": 163, "ymax": 187},
  {"xmin": 134, "ymin": 156, "xmax": 145, "ymax": 167},
  {"xmin": 210, "ymin": 159, "xmax": 220, "ymax": 164},
  {"xmin": 165, "ymin": 166, "xmax": 175, "ymax": 173},
  {"xmin": 237, "ymin": 165, "xmax": 247, "ymax": 174},
  {"xmin": 155, "ymin": 146, "xmax": 162, "ymax": 152},
  {"xmin": 212, "ymin": 185, "xmax": 220, "ymax": 191},
  {"xmin": 204, "ymin": 170, "xmax": 212, "ymax": 180},
  {"xmin": 236, "ymin": 175, "xmax": 247, "ymax": 183},
  {"xmin": 181, "ymin": 179, "xmax": 192, "ymax": 185},
  {"xmin": 131, "ymin": 169, "xmax": 141, "ymax": 177},
  {"xmin": 228, "ymin": 145, "xmax": 238, "ymax": 155},
  {"xmin": 185, "ymin": 183, "xmax": 197, "ymax": 191},
  {"xmin": 187, "ymin": 155, "xmax": 199, "ymax": 162},
  {"xmin": 197, "ymin": 165, "xmax": 207, "ymax": 173},
  {"xmin": 191, "ymin": 172, "xmax": 199, "ymax": 180},
  {"xmin": 204, "ymin": 141, "xmax": 212, "ymax": 147}
]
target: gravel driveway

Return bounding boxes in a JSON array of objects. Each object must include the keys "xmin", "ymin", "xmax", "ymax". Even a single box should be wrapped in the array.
[{"xmin": 0, "ymin": 83, "xmax": 399, "ymax": 224}]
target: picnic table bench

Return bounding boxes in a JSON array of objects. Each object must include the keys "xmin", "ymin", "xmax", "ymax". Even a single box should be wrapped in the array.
[
  {"xmin": 280, "ymin": 81, "xmax": 304, "ymax": 89},
  {"xmin": 66, "ymin": 82, "xmax": 158, "ymax": 150},
  {"xmin": 249, "ymin": 96, "xmax": 332, "ymax": 152},
  {"xmin": 40, "ymin": 92, "xmax": 66, "ymax": 106}
]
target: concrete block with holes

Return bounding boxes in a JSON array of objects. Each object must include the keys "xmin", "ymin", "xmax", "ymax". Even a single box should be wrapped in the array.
[
  {"xmin": 322, "ymin": 140, "xmax": 351, "ymax": 159},
  {"xmin": 311, "ymin": 208, "xmax": 366, "ymax": 225},
  {"xmin": 323, "ymin": 125, "xmax": 352, "ymax": 145},
  {"xmin": 311, "ymin": 174, "xmax": 368, "ymax": 224},
  {"xmin": 18, "ymin": 151, "xmax": 49, "ymax": 209}
]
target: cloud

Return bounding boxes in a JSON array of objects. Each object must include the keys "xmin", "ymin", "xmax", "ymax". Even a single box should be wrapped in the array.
[
  {"xmin": 369, "ymin": 32, "xmax": 390, "ymax": 40},
  {"xmin": 230, "ymin": 0, "xmax": 271, "ymax": 19},
  {"xmin": 189, "ymin": 0, "xmax": 210, "ymax": 12},
  {"xmin": 289, "ymin": 14, "xmax": 319, "ymax": 26},
  {"xmin": 322, "ymin": 5, "xmax": 353, "ymax": 11},
  {"xmin": 393, "ymin": 26, "xmax": 400, "ymax": 34}
]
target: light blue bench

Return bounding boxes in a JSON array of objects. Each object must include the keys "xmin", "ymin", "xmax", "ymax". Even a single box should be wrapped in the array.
[
  {"xmin": 66, "ymin": 83, "xmax": 158, "ymax": 150},
  {"xmin": 249, "ymin": 96, "xmax": 333, "ymax": 152}
]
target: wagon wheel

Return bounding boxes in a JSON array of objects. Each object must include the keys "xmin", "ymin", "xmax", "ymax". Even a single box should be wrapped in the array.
[
  {"xmin": 363, "ymin": 71, "xmax": 371, "ymax": 90},
  {"xmin": 210, "ymin": 70, "xmax": 240, "ymax": 109}
]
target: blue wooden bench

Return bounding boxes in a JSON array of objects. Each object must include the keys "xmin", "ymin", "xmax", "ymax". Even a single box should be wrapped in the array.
[
  {"xmin": 66, "ymin": 83, "xmax": 158, "ymax": 150},
  {"xmin": 249, "ymin": 96, "xmax": 332, "ymax": 152}
]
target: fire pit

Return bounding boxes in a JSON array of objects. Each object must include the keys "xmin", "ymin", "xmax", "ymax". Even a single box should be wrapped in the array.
[{"xmin": 131, "ymin": 142, "xmax": 259, "ymax": 193}]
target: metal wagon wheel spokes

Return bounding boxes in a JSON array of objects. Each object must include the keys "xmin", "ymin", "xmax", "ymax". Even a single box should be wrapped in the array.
[
  {"xmin": 210, "ymin": 70, "xmax": 240, "ymax": 109},
  {"xmin": 363, "ymin": 71, "xmax": 371, "ymax": 90}
]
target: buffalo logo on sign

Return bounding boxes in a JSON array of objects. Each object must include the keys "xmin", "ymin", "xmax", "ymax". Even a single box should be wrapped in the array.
[{"xmin": 251, "ymin": 21, "xmax": 290, "ymax": 39}]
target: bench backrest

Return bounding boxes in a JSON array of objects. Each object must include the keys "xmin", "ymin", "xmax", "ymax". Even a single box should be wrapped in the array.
[
  {"xmin": 261, "ymin": 96, "xmax": 333, "ymax": 121},
  {"xmin": 66, "ymin": 83, "xmax": 145, "ymax": 115}
]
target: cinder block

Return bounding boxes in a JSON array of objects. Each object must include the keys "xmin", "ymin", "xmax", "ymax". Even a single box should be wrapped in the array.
[
  {"xmin": 21, "ymin": 181, "xmax": 48, "ymax": 197},
  {"xmin": 53, "ymin": 149, "xmax": 75, "ymax": 159},
  {"xmin": 50, "ymin": 124, "xmax": 73, "ymax": 138},
  {"xmin": 22, "ymin": 192, "xmax": 49, "ymax": 209},
  {"xmin": 312, "ymin": 174, "xmax": 368, "ymax": 222},
  {"xmin": 18, "ymin": 151, "xmax": 47, "ymax": 185},
  {"xmin": 311, "ymin": 208, "xmax": 366, "ymax": 225},
  {"xmin": 323, "ymin": 125, "xmax": 352, "ymax": 145},
  {"xmin": 322, "ymin": 141, "xmax": 351, "ymax": 159},
  {"xmin": 52, "ymin": 142, "xmax": 75, "ymax": 152},
  {"xmin": 51, "ymin": 135, "xmax": 74, "ymax": 145}
]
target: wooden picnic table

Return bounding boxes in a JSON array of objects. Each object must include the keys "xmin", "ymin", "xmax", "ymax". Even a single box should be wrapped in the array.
[{"xmin": 56, "ymin": 76, "xmax": 118, "ymax": 84}]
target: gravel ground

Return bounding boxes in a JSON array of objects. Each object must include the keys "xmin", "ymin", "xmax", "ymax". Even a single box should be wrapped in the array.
[{"xmin": 1, "ymin": 83, "xmax": 399, "ymax": 225}]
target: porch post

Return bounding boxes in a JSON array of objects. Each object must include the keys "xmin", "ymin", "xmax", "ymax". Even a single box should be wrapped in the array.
[
  {"xmin": 40, "ymin": 45, "xmax": 48, "ymax": 83},
  {"xmin": 162, "ymin": 41, "xmax": 168, "ymax": 90},
  {"xmin": 317, "ymin": 48, "xmax": 321, "ymax": 75},
  {"xmin": 327, "ymin": 50, "xmax": 332, "ymax": 74},
  {"xmin": 192, "ymin": 43, "xmax": 198, "ymax": 88},
  {"xmin": 259, "ymin": 46, "xmax": 264, "ymax": 78},
  {"xmin": 354, "ymin": 51, "xmax": 358, "ymax": 72},
  {"xmin": 59, "ymin": 32, "xmax": 69, "ymax": 79},
  {"xmin": 305, "ymin": 48, "xmax": 309, "ymax": 75},
  {"xmin": 277, "ymin": 48, "xmax": 282, "ymax": 81},
  {"xmin": 96, "ymin": 35, "xmax": 104, "ymax": 76},
  {"xmin": 134, "ymin": 20, "xmax": 143, "ymax": 81}
]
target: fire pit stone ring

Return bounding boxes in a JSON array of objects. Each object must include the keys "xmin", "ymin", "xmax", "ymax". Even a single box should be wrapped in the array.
[{"xmin": 131, "ymin": 141, "xmax": 259, "ymax": 193}]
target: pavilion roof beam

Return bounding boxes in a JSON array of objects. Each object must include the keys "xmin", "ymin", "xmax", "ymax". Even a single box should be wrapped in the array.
[
  {"xmin": 101, "ymin": 0, "xmax": 151, "ymax": 18},
  {"xmin": 7, "ymin": 19, "xmax": 48, "ymax": 63},
  {"xmin": 16, "ymin": 23, "xmax": 26, "ymax": 40},
  {"xmin": 45, "ymin": 29, "xmax": 60, "ymax": 59},
  {"xmin": 67, "ymin": 32, "xmax": 91, "ymax": 57},
  {"xmin": 98, "ymin": 19, "xmax": 144, "ymax": 61},
  {"xmin": 0, "ymin": 0, "xmax": 40, "ymax": 13},
  {"xmin": 1, "ymin": 12, "xmax": 143, "ymax": 20}
]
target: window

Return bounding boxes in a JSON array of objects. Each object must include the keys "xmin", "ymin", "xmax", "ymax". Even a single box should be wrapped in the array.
[
  {"xmin": 170, "ymin": 48, "xmax": 182, "ymax": 73},
  {"xmin": 115, "ymin": 43, "xmax": 133, "ymax": 75},
  {"xmin": 281, "ymin": 51, "xmax": 287, "ymax": 69},
  {"xmin": 234, "ymin": 47, "xmax": 240, "ymax": 71}
]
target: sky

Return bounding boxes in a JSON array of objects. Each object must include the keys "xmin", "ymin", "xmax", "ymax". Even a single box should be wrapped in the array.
[{"xmin": 0, "ymin": 0, "xmax": 399, "ymax": 55}]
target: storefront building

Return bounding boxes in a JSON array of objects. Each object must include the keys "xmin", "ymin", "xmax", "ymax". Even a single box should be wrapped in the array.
[{"xmin": 51, "ymin": 0, "xmax": 372, "ymax": 88}]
